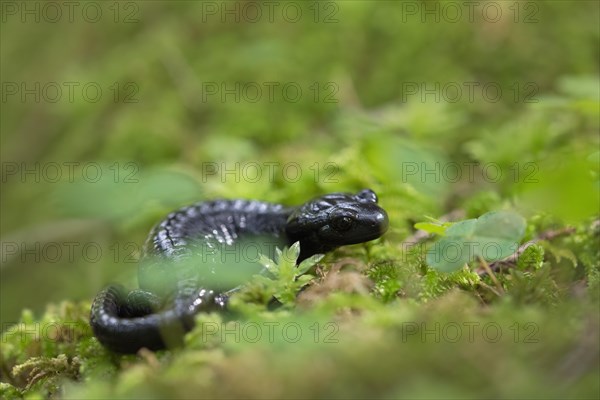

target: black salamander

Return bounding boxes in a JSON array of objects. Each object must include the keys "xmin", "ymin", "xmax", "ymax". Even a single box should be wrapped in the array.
[{"xmin": 90, "ymin": 189, "xmax": 388, "ymax": 353}]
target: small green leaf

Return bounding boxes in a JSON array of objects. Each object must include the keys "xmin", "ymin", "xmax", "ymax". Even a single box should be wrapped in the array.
[
  {"xmin": 288, "ymin": 242, "xmax": 301, "ymax": 263},
  {"xmin": 275, "ymin": 247, "xmax": 283, "ymax": 263},
  {"xmin": 445, "ymin": 219, "xmax": 477, "ymax": 236},
  {"xmin": 426, "ymin": 211, "xmax": 526, "ymax": 272},
  {"xmin": 259, "ymin": 254, "xmax": 278, "ymax": 277},
  {"xmin": 414, "ymin": 222, "xmax": 448, "ymax": 236},
  {"xmin": 475, "ymin": 211, "xmax": 526, "ymax": 241},
  {"xmin": 426, "ymin": 240, "xmax": 469, "ymax": 272},
  {"xmin": 296, "ymin": 274, "xmax": 315, "ymax": 287},
  {"xmin": 297, "ymin": 254, "xmax": 324, "ymax": 275}
]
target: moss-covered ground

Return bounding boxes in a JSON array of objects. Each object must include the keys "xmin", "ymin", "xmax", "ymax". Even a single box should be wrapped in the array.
[{"xmin": 1, "ymin": 1, "xmax": 598, "ymax": 398}]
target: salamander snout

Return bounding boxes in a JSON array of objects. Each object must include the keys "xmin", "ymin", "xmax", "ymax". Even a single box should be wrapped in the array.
[
  {"xmin": 352, "ymin": 205, "xmax": 389, "ymax": 242},
  {"xmin": 372, "ymin": 209, "xmax": 389, "ymax": 233}
]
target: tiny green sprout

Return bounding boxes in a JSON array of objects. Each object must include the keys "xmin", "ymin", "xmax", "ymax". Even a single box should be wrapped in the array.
[
  {"xmin": 258, "ymin": 242, "xmax": 323, "ymax": 306},
  {"xmin": 414, "ymin": 216, "xmax": 454, "ymax": 236},
  {"xmin": 517, "ymin": 244, "xmax": 545, "ymax": 271}
]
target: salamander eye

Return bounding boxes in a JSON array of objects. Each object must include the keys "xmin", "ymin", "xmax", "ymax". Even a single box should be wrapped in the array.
[{"xmin": 332, "ymin": 216, "xmax": 354, "ymax": 231}]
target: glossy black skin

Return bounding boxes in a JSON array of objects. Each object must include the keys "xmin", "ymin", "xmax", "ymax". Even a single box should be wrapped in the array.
[{"xmin": 90, "ymin": 189, "xmax": 388, "ymax": 353}]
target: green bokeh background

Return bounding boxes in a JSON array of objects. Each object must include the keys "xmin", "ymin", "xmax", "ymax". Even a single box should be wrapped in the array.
[{"xmin": 1, "ymin": 1, "xmax": 599, "ymax": 398}]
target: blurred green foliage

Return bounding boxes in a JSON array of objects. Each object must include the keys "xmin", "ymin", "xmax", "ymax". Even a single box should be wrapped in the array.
[
  {"xmin": 425, "ymin": 210, "xmax": 527, "ymax": 272},
  {"xmin": 1, "ymin": 0, "xmax": 599, "ymax": 398}
]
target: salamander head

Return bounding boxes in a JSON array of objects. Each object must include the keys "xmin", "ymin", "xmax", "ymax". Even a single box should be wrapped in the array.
[{"xmin": 286, "ymin": 189, "xmax": 388, "ymax": 259}]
